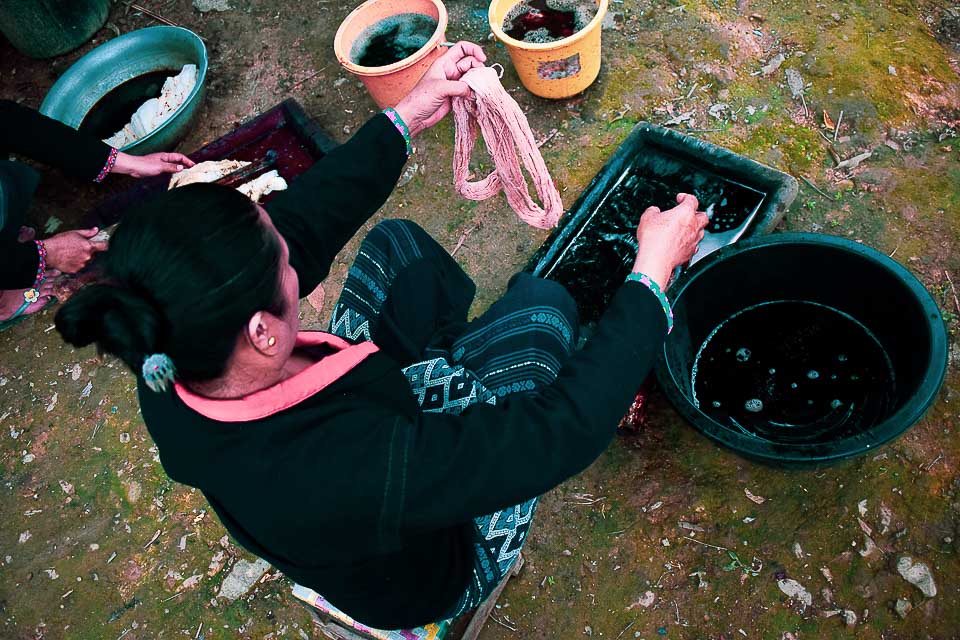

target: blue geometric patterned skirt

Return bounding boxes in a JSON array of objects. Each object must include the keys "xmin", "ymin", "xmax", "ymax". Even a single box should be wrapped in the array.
[{"xmin": 328, "ymin": 219, "xmax": 578, "ymax": 618}]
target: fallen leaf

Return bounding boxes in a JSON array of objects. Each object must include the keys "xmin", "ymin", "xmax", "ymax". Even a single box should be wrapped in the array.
[
  {"xmin": 745, "ymin": 488, "xmax": 766, "ymax": 504},
  {"xmin": 823, "ymin": 110, "xmax": 836, "ymax": 129}
]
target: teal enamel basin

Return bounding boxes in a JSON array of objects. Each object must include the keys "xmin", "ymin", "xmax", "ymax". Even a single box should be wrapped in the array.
[{"xmin": 39, "ymin": 26, "xmax": 207, "ymax": 155}]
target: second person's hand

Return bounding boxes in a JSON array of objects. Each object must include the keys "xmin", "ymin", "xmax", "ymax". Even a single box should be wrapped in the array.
[
  {"xmin": 394, "ymin": 41, "xmax": 487, "ymax": 137},
  {"xmin": 113, "ymin": 152, "xmax": 196, "ymax": 178},
  {"xmin": 44, "ymin": 228, "xmax": 109, "ymax": 274}
]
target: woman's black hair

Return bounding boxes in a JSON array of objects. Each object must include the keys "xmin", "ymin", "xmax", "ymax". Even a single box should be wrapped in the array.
[{"xmin": 56, "ymin": 183, "xmax": 285, "ymax": 383}]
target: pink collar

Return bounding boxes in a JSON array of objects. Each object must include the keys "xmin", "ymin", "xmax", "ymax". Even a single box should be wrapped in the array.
[{"xmin": 173, "ymin": 332, "xmax": 379, "ymax": 423}]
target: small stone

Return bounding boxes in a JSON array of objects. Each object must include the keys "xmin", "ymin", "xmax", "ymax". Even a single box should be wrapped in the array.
[
  {"xmin": 584, "ymin": 625, "xmax": 593, "ymax": 636},
  {"xmin": 777, "ymin": 578, "xmax": 813, "ymax": 608},
  {"xmin": 45, "ymin": 568, "xmax": 59, "ymax": 580},
  {"xmin": 396, "ymin": 162, "xmax": 419, "ymax": 188},
  {"xmin": 626, "ymin": 591, "xmax": 656, "ymax": 610},
  {"xmin": 785, "ymin": 68, "xmax": 805, "ymax": 98},
  {"xmin": 89, "ymin": 543, "xmax": 99, "ymax": 551},
  {"xmin": 897, "ymin": 556, "xmax": 937, "ymax": 597},
  {"xmin": 761, "ymin": 53, "xmax": 786, "ymax": 76},
  {"xmin": 18, "ymin": 531, "xmax": 31, "ymax": 544},
  {"xmin": 193, "ymin": 0, "xmax": 231, "ymax": 11},
  {"xmin": 895, "ymin": 598, "xmax": 912, "ymax": 618},
  {"xmin": 59, "ymin": 480, "xmax": 74, "ymax": 495},
  {"xmin": 792, "ymin": 542, "xmax": 803, "ymax": 559},
  {"xmin": 820, "ymin": 567, "xmax": 833, "ymax": 583},
  {"xmin": 888, "ymin": 65, "xmax": 897, "ymax": 76},
  {"xmin": 22, "ymin": 453, "xmax": 35, "ymax": 464},
  {"xmin": 561, "ymin": 549, "xmax": 573, "ymax": 556},
  {"xmin": 661, "ymin": 538, "xmax": 670, "ymax": 546},
  {"xmin": 217, "ymin": 558, "xmax": 271, "ymax": 600},
  {"xmin": 124, "ymin": 481, "xmax": 142, "ymax": 504}
]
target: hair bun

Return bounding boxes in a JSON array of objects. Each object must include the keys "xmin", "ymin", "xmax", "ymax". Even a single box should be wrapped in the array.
[{"xmin": 56, "ymin": 283, "xmax": 164, "ymax": 373}]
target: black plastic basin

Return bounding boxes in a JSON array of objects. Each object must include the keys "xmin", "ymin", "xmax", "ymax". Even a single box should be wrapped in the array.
[{"xmin": 656, "ymin": 233, "xmax": 948, "ymax": 467}]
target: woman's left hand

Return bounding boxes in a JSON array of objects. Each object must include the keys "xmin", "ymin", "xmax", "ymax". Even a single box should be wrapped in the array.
[
  {"xmin": 394, "ymin": 41, "xmax": 487, "ymax": 137},
  {"xmin": 112, "ymin": 152, "xmax": 196, "ymax": 178}
]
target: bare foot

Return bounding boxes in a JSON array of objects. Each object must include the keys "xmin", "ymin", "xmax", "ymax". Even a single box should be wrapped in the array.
[
  {"xmin": 0, "ymin": 282, "xmax": 55, "ymax": 323},
  {"xmin": 17, "ymin": 226, "xmax": 37, "ymax": 243}
]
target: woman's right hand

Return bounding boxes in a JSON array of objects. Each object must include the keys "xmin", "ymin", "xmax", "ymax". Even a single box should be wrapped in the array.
[
  {"xmin": 44, "ymin": 227, "xmax": 109, "ymax": 274},
  {"xmin": 394, "ymin": 41, "xmax": 486, "ymax": 137},
  {"xmin": 631, "ymin": 193, "xmax": 709, "ymax": 290}
]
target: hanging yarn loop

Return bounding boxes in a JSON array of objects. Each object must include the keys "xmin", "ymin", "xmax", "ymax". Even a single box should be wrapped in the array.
[{"xmin": 452, "ymin": 66, "xmax": 563, "ymax": 230}]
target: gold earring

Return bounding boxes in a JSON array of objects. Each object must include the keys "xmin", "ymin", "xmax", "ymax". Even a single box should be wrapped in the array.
[{"xmin": 267, "ymin": 336, "xmax": 276, "ymax": 347}]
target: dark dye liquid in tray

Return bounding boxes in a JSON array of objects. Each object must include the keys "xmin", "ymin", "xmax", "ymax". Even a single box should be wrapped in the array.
[
  {"xmin": 80, "ymin": 70, "xmax": 175, "ymax": 140},
  {"xmin": 692, "ymin": 300, "xmax": 896, "ymax": 444},
  {"xmin": 351, "ymin": 13, "xmax": 437, "ymax": 67},
  {"xmin": 545, "ymin": 161, "xmax": 766, "ymax": 325}
]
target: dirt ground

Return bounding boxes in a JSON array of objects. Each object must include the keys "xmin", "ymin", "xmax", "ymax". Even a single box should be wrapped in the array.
[{"xmin": 1, "ymin": 1, "xmax": 959, "ymax": 639}]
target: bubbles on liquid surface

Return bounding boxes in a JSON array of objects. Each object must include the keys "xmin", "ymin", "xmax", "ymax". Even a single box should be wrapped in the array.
[
  {"xmin": 744, "ymin": 398, "xmax": 764, "ymax": 413},
  {"xmin": 790, "ymin": 382, "xmax": 798, "ymax": 389},
  {"xmin": 736, "ymin": 348, "xmax": 752, "ymax": 362},
  {"xmin": 807, "ymin": 370, "xmax": 820, "ymax": 380},
  {"xmin": 768, "ymin": 368, "xmax": 776, "ymax": 374},
  {"xmin": 838, "ymin": 354, "xmax": 848, "ymax": 362},
  {"xmin": 830, "ymin": 399, "xmax": 843, "ymax": 409},
  {"xmin": 712, "ymin": 401, "xmax": 722, "ymax": 408}
]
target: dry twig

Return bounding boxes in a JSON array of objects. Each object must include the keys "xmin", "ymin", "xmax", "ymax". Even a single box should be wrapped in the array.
[
  {"xmin": 681, "ymin": 536, "xmax": 729, "ymax": 552},
  {"xmin": 287, "ymin": 65, "xmax": 330, "ymax": 92}
]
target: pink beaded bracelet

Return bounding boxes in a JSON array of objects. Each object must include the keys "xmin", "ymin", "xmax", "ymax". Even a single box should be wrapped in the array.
[{"xmin": 94, "ymin": 147, "xmax": 119, "ymax": 183}]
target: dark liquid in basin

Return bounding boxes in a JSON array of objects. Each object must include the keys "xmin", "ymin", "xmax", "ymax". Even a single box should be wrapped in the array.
[
  {"xmin": 545, "ymin": 162, "xmax": 766, "ymax": 325},
  {"xmin": 692, "ymin": 300, "xmax": 896, "ymax": 444},
  {"xmin": 80, "ymin": 70, "xmax": 175, "ymax": 140},
  {"xmin": 503, "ymin": 0, "xmax": 597, "ymax": 43},
  {"xmin": 351, "ymin": 13, "xmax": 438, "ymax": 67}
]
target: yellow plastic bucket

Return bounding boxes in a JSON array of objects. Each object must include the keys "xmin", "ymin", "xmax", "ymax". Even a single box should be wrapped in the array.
[
  {"xmin": 334, "ymin": 0, "xmax": 448, "ymax": 109},
  {"xmin": 488, "ymin": 0, "xmax": 608, "ymax": 99}
]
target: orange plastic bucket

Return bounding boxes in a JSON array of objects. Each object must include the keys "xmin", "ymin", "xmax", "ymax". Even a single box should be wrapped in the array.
[
  {"xmin": 489, "ymin": 0, "xmax": 608, "ymax": 99},
  {"xmin": 334, "ymin": 0, "xmax": 448, "ymax": 108}
]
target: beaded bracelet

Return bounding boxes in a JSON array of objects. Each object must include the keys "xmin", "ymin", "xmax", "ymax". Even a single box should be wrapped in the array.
[
  {"xmin": 382, "ymin": 108, "xmax": 413, "ymax": 157},
  {"xmin": 626, "ymin": 271, "xmax": 674, "ymax": 334},
  {"xmin": 94, "ymin": 147, "xmax": 119, "ymax": 183},
  {"xmin": 23, "ymin": 239, "xmax": 47, "ymax": 304}
]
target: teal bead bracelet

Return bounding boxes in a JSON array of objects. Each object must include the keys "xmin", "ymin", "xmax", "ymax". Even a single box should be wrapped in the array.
[{"xmin": 626, "ymin": 272, "xmax": 674, "ymax": 334}]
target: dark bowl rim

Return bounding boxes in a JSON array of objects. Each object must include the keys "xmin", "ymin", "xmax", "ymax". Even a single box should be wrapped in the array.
[{"xmin": 654, "ymin": 232, "xmax": 949, "ymax": 465}]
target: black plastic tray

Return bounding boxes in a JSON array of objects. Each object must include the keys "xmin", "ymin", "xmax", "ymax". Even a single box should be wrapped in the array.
[{"xmin": 525, "ymin": 122, "xmax": 798, "ymax": 325}]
